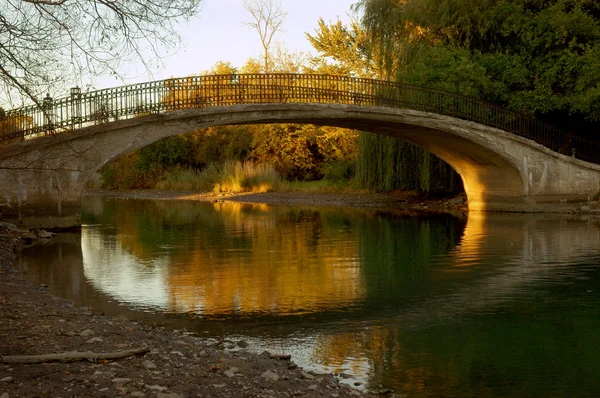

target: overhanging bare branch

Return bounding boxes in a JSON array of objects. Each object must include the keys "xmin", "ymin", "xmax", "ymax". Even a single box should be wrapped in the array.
[{"xmin": 0, "ymin": 0, "xmax": 204, "ymax": 106}]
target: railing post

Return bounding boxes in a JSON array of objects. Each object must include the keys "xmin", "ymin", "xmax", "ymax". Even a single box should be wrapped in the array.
[
  {"xmin": 42, "ymin": 93, "xmax": 54, "ymax": 133},
  {"xmin": 70, "ymin": 86, "xmax": 82, "ymax": 129},
  {"xmin": 216, "ymin": 80, "xmax": 220, "ymax": 105}
]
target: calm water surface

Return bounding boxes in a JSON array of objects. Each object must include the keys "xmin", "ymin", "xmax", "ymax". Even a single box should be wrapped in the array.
[{"xmin": 17, "ymin": 196, "xmax": 600, "ymax": 397}]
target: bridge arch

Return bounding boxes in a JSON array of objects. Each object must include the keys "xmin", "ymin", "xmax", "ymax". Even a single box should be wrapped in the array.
[
  {"xmin": 92, "ymin": 104, "xmax": 527, "ymax": 210},
  {"xmin": 1, "ymin": 73, "xmax": 600, "ymax": 228}
]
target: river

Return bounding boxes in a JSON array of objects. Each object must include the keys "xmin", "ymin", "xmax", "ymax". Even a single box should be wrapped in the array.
[{"xmin": 16, "ymin": 196, "xmax": 600, "ymax": 397}]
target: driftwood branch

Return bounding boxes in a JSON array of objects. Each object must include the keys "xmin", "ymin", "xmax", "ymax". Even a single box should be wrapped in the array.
[{"xmin": 0, "ymin": 347, "xmax": 150, "ymax": 364}]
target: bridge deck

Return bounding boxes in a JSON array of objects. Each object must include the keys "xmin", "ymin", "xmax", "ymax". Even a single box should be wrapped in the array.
[{"xmin": 2, "ymin": 73, "xmax": 599, "ymax": 163}]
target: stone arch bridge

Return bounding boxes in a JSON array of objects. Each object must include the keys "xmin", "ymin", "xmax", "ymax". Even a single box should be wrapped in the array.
[{"xmin": 1, "ymin": 73, "xmax": 600, "ymax": 228}]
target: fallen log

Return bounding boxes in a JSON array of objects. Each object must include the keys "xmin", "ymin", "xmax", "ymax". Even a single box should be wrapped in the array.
[{"xmin": 0, "ymin": 347, "xmax": 150, "ymax": 364}]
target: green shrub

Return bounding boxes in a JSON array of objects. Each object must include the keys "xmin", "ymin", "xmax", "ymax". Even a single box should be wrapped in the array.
[
  {"xmin": 322, "ymin": 159, "xmax": 356, "ymax": 183},
  {"xmin": 100, "ymin": 153, "xmax": 162, "ymax": 190},
  {"xmin": 138, "ymin": 135, "xmax": 193, "ymax": 171}
]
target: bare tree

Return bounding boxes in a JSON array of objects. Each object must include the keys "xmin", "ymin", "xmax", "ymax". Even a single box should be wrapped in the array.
[
  {"xmin": 0, "ymin": 0, "xmax": 204, "ymax": 107},
  {"xmin": 242, "ymin": 0, "xmax": 287, "ymax": 73}
]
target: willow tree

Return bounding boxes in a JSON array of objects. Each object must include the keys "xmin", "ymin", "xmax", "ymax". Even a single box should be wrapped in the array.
[
  {"xmin": 0, "ymin": 0, "xmax": 203, "ymax": 106},
  {"xmin": 307, "ymin": 16, "xmax": 462, "ymax": 193}
]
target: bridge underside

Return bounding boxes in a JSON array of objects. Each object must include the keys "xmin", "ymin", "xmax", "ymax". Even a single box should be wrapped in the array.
[{"xmin": 1, "ymin": 104, "xmax": 599, "ymax": 228}]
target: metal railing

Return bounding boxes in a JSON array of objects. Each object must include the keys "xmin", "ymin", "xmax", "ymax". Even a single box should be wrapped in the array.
[{"xmin": 1, "ymin": 73, "xmax": 598, "ymax": 163}]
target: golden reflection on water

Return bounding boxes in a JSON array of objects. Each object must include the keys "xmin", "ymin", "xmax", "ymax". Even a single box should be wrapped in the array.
[
  {"xmin": 310, "ymin": 327, "xmax": 391, "ymax": 378},
  {"xmin": 166, "ymin": 202, "xmax": 365, "ymax": 315},
  {"xmin": 94, "ymin": 201, "xmax": 367, "ymax": 316},
  {"xmin": 451, "ymin": 211, "xmax": 486, "ymax": 268}
]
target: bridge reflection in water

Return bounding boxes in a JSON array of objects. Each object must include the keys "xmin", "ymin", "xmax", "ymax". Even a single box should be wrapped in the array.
[{"xmin": 16, "ymin": 198, "xmax": 600, "ymax": 396}]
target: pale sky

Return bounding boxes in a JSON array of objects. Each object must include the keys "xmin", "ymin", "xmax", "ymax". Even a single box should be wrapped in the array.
[{"xmin": 95, "ymin": 0, "xmax": 358, "ymax": 90}]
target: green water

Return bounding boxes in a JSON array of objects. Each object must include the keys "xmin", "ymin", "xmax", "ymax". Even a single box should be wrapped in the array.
[{"xmin": 17, "ymin": 196, "xmax": 600, "ymax": 397}]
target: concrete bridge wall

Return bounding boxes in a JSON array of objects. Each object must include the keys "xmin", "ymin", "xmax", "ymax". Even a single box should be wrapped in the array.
[{"xmin": 0, "ymin": 104, "xmax": 599, "ymax": 228}]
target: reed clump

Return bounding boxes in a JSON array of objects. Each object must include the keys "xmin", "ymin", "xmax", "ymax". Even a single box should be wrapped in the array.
[{"xmin": 155, "ymin": 161, "xmax": 282, "ymax": 193}]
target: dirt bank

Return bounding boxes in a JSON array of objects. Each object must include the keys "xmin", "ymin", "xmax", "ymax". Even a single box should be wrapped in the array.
[
  {"xmin": 87, "ymin": 189, "xmax": 470, "ymax": 215},
  {"xmin": 87, "ymin": 188, "xmax": 600, "ymax": 216}
]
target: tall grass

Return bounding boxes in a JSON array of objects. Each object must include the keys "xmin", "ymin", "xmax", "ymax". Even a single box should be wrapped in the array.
[{"xmin": 156, "ymin": 161, "xmax": 282, "ymax": 193}]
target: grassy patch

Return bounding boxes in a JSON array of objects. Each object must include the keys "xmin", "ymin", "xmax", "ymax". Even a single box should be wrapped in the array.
[
  {"xmin": 155, "ymin": 162, "xmax": 282, "ymax": 193},
  {"xmin": 280, "ymin": 180, "xmax": 354, "ymax": 193}
]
